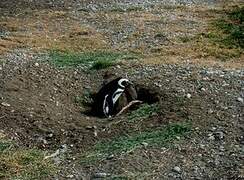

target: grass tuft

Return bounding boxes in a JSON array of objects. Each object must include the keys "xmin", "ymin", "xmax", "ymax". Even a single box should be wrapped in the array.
[
  {"xmin": 210, "ymin": 6, "xmax": 244, "ymax": 49},
  {"xmin": 49, "ymin": 51, "xmax": 137, "ymax": 70},
  {"xmin": 0, "ymin": 140, "xmax": 56, "ymax": 179},
  {"xmin": 128, "ymin": 103, "xmax": 159, "ymax": 122},
  {"xmin": 81, "ymin": 122, "xmax": 191, "ymax": 163},
  {"xmin": 91, "ymin": 60, "xmax": 114, "ymax": 70}
]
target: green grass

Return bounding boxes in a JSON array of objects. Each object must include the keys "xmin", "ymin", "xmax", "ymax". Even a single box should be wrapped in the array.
[
  {"xmin": 49, "ymin": 51, "xmax": 138, "ymax": 70},
  {"xmin": 74, "ymin": 90, "xmax": 93, "ymax": 106},
  {"xmin": 0, "ymin": 140, "xmax": 56, "ymax": 179},
  {"xmin": 91, "ymin": 60, "xmax": 114, "ymax": 70},
  {"xmin": 81, "ymin": 122, "xmax": 191, "ymax": 163},
  {"xmin": 210, "ymin": 6, "xmax": 244, "ymax": 49},
  {"xmin": 128, "ymin": 103, "xmax": 160, "ymax": 122}
]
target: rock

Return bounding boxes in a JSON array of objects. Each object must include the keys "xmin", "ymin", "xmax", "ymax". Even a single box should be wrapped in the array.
[
  {"xmin": 34, "ymin": 62, "xmax": 39, "ymax": 67},
  {"xmin": 201, "ymin": 87, "xmax": 206, "ymax": 91},
  {"xmin": 208, "ymin": 134, "xmax": 215, "ymax": 141},
  {"xmin": 92, "ymin": 172, "xmax": 110, "ymax": 178},
  {"xmin": 208, "ymin": 109, "xmax": 214, "ymax": 114},
  {"xmin": 219, "ymin": 146, "xmax": 225, "ymax": 152},
  {"xmin": 237, "ymin": 97, "xmax": 243, "ymax": 103},
  {"xmin": 173, "ymin": 166, "xmax": 181, "ymax": 173},
  {"xmin": 186, "ymin": 93, "xmax": 191, "ymax": 98},
  {"xmin": 106, "ymin": 154, "xmax": 114, "ymax": 160},
  {"xmin": 1, "ymin": 102, "xmax": 10, "ymax": 107},
  {"xmin": 86, "ymin": 126, "xmax": 93, "ymax": 130},
  {"xmin": 141, "ymin": 142, "xmax": 149, "ymax": 147},
  {"xmin": 67, "ymin": 175, "xmax": 74, "ymax": 178}
]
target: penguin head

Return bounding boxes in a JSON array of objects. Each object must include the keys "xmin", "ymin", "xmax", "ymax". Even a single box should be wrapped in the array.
[{"xmin": 118, "ymin": 78, "xmax": 132, "ymax": 89}]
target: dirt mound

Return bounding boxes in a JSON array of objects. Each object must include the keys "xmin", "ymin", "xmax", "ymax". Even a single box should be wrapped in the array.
[
  {"xmin": 0, "ymin": 62, "xmax": 96, "ymax": 149},
  {"xmin": 0, "ymin": 61, "xmax": 188, "ymax": 151}
]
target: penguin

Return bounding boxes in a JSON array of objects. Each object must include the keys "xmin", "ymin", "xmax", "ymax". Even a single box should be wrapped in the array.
[{"xmin": 92, "ymin": 77, "xmax": 133, "ymax": 118}]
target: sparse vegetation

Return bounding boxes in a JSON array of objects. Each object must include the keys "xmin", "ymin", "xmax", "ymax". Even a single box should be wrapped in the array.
[
  {"xmin": 179, "ymin": 36, "xmax": 192, "ymax": 43},
  {"xmin": 49, "ymin": 51, "xmax": 137, "ymax": 69},
  {"xmin": 81, "ymin": 122, "xmax": 191, "ymax": 163},
  {"xmin": 208, "ymin": 6, "xmax": 244, "ymax": 49},
  {"xmin": 75, "ymin": 90, "xmax": 93, "ymax": 106},
  {"xmin": 128, "ymin": 103, "xmax": 160, "ymax": 122},
  {"xmin": 110, "ymin": 6, "xmax": 143, "ymax": 12},
  {"xmin": 0, "ymin": 139, "xmax": 56, "ymax": 179},
  {"xmin": 91, "ymin": 60, "xmax": 115, "ymax": 70}
]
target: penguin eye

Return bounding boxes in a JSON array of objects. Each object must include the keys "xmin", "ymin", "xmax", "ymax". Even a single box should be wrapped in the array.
[
  {"xmin": 121, "ymin": 81, "xmax": 127, "ymax": 87},
  {"xmin": 121, "ymin": 80, "xmax": 132, "ymax": 87}
]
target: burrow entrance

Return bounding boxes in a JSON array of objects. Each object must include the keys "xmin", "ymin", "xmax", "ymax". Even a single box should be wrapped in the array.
[{"xmin": 86, "ymin": 84, "xmax": 162, "ymax": 118}]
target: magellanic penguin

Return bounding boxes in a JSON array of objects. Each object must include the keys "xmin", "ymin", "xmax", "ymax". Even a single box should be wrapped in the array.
[{"xmin": 92, "ymin": 77, "xmax": 133, "ymax": 118}]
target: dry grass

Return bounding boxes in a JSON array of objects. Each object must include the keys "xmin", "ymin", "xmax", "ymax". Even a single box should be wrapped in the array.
[
  {"xmin": 0, "ymin": 3, "xmax": 243, "ymax": 68},
  {"xmin": 0, "ymin": 136, "xmax": 56, "ymax": 179},
  {"xmin": 0, "ymin": 10, "xmax": 107, "ymax": 55}
]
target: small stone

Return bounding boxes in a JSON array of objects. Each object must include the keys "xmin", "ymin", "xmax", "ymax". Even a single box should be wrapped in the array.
[
  {"xmin": 201, "ymin": 87, "xmax": 206, "ymax": 91},
  {"xmin": 208, "ymin": 134, "xmax": 215, "ymax": 140},
  {"xmin": 208, "ymin": 109, "xmax": 214, "ymax": 114},
  {"xmin": 106, "ymin": 154, "xmax": 114, "ymax": 160},
  {"xmin": 67, "ymin": 175, "xmax": 74, "ymax": 178},
  {"xmin": 237, "ymin": 97, "xmax": 243, "ymax": 103},
  {"xmin": 219, "ymin": 146, "xmax": 225, "ymax": 151},
  {"xmin": 1, "ymin": 102, "xmax": 10, "ymax": 107},
  {"xmin": 34, "ymin": 62, "xmax": 39, "ymax": 67},
  {"xmin": 47, "ymin": 133, "xmax": 53, "ymax": 138},
  {"xmin": 211, "ymin": 127, "xmax": 217, "ymax": 131},
  {"xmin": 173, "ymin": 166, "xmax": 181, "ymax": 173},
  {"xmin": 86, "ymin": 126, "xmax": 93, "ymax": 130},
  {"xmin": 141, "ymin": 142, "xmax": 148, "ymax": 147},
  {"xmin": 92, "ymin": 172, "xmax": 110, "ymax": 178},
  {"xmin": 186, "ymin": 93, "xmax": 191, "ymax": 98}
]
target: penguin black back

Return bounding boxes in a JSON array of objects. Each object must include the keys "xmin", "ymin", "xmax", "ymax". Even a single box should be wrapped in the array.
[{"xmin": 92, "ymin": 77, "xmax": 125, "ymax": 117}]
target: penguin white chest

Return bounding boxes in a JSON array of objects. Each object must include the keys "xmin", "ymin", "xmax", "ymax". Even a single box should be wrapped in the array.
[{"xmin": 112, "ymin": 88, "xmax": 124, "ymax": 104}]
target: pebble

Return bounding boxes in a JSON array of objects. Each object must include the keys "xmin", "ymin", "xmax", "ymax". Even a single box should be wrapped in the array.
[
  {"xmin": 186, "ymin": 93, "xmax": 191, "ymax": 98},
  {"xmin": 208, "ymin": 134, "xmax": 215, "ymax": 141},
  {"xmin": 92, "ymin": 172, "xmax": 110, "ymax": 178},
  {"xmin": 173, "ymin": 166, "xmax": 181, "ymax": 173},
  {"xmin": 201, "ymin": 87, "xmax": 206, "ymax": 91},
  {"xmin": 66, "ymin": 175, "xmax": 74, "ymax": 178},
  {"xmin": 1, "ymin": 102, "xmax": 11, "ymax": 107},
  {"xmin": 237, "ymin": 97, "xmax": 243, "ymax": 103},
  {"xmin": 142, "ymin": 142, "xmax": 149, "ymax": 147}
]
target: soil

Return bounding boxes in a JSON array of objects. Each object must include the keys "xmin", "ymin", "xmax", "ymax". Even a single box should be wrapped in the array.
[{"xmin": 0, "ymin": 0, "xmax": 243, "ymax": 179}]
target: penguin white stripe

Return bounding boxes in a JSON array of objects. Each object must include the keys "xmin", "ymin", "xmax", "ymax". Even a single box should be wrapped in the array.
[
  {"xmin": 103, "ymin": 94, "xmax": 109, "ymax": 117},
  {"xmin": 112, "ymin": 88, "xmax": 124, "ymax": 104}
]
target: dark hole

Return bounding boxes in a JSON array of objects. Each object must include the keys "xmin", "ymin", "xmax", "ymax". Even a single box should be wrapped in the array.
[{"xmin": 87, "ymin": 84, "xmax": 161, "ymax": 118}]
